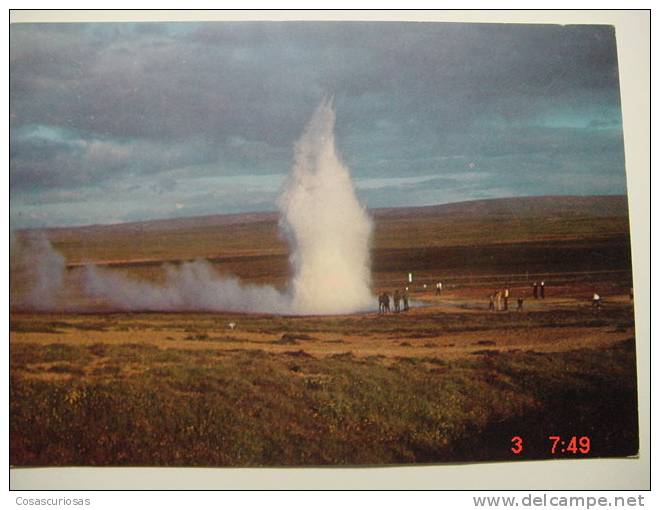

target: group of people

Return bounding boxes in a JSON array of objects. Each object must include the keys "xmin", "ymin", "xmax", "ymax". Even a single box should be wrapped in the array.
[
  {"xmin": 377, "ymin": 276, "xmax": 628, "ymax": 314},
  {"xmin": 378, "ymin": 288, "xmax": 410, "ymax": 313},
  {"xmin": 489, "ymin": 281, "xmax": 547, "ymax": 312},
  {"xmin": 377, "ymin": 274, "xmax": 631, "ymax": 314},
  {"xmin": 488, "ymin": 287, "xmax": 524, "ymax": 312},
  {"xmin": 487, "ymin": 281, "xmax": 628, "ymax": 310},
  {"xmin": 532, "ymin": 281, "xmax": 546, "ymax": 299}
]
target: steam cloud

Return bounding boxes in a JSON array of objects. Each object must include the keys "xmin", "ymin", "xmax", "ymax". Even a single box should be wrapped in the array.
[
  {"xmin": 278, "ymin": 99, "xmax": 373, "ymax": 314},
  {"xmin": 11, "ymin": 232, "xmax": 68, "ymax": 311},
  {"xmin": 11, "ymin": 99, "xmax": 374, "ymax": 315}
]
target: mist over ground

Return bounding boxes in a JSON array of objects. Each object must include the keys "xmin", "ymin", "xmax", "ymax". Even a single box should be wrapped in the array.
[{"xmin": 11, "ymin": 100, "xmax": 374, "ymax": 315}]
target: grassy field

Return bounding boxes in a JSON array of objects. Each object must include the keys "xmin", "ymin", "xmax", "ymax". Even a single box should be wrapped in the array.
[
  {"xmin": 10, "ymin": 195, "xmax": 639, "ymax": 466},
  {"xmin": 9, "ymin": 318, "xmax": 638, "ymax": 466}
]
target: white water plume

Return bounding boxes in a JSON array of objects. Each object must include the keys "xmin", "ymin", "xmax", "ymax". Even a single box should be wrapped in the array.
[
  {"xmin": 11, "ymin": 99, "xmax": 375, "ymax": 315},
  {"xmin": 278, "ymin": 98, "xmax": 373, "ymax": 313}
]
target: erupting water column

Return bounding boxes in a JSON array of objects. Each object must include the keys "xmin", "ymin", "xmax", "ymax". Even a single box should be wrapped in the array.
[{"xmin": 277, "ymin": 99, "xmax": 374, "ymax": 314}]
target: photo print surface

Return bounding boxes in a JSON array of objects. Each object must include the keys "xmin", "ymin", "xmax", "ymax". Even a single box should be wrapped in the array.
[{"xmin": 10, "ymin": 20, "xmax": 638, "ymax": 467}]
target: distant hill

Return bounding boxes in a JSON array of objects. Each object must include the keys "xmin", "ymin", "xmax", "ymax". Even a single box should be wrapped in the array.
[
  {"xmin": 371, "ymin": 195, "xmax": 630, "ymax": 221},
  {"xmin": 36, "ymin": 211, "xmax": 280, "ymax": 236},
  {"xmin": 29, "ymin": 195, "xmax": 629, "ymax": 237},
  {"xmin": 13, "ymin": 194, "xmax": 632, "ymax": 270}
]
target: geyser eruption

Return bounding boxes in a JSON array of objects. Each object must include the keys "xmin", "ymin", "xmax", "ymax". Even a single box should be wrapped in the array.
[
  {"xmin": 11, "ymin": 99, "xmax": 374, "ymax": 315},
  {"xmin": 278, "ymin": 98, "xmax": 373, "ymax": 314}
]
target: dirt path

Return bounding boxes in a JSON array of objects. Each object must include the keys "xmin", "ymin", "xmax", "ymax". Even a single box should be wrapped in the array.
[{"xmin": 10, "ymin": 292, "xmax": 634, "ymax": 361}]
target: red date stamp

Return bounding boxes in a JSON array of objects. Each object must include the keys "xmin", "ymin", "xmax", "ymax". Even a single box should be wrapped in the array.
[
  {"xmin": 510, "ymin": 436, "xmax": 524, "ymax": 454},
  {"xmin": 510, "ymin": 436, "xmax": 591, "ymax": 455}
]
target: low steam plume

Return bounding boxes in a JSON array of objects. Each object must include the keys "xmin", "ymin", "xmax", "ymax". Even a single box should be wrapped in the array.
[
  {"xmin": 11, "ymin": 99, "xmax": 374, "ymax": 315},
  {"xmin": 11, "ymin": 232, "xmax": 68, "ymax": 311}
]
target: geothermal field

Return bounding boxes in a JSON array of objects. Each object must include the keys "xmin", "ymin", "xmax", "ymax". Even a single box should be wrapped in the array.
[{"xmin": 9, "ymin": 104, "xmax": 638, "ymax": 467}]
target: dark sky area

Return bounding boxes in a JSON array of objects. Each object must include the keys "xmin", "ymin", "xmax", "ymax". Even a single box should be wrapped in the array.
[{"xmin": 10, "ymin": 21, "xmax": 626, "ymax": 228}]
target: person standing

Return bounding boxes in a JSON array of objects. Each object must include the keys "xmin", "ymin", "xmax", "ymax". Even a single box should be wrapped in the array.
[
  {"xmin": 489, "ymin": 293, "xmax": 495, "ymax": 311},
  {"xmin": 517, "ymin": 297, "xmax": 524, "ymax": 312},
  {"xmin": 540, "ymin": 281, "xmax": 545, "ymax": 299},
  {"xmin": 592, "ymin": 292, "xmax": 601, "ymax": 308},
  {"xmin": 503, "ymin": 287, "xmax": 509, "ymax": 311},
  {"xmin": 393, "ymin": 289, "xmax": 401, "ymax": 313},
  {"xmin": 402, "ymin": 288, "xmax": 409, "ymax": 311},
  {"xmin": 533, "ymin": 281, "xmax": 538, "ymax": 299}
]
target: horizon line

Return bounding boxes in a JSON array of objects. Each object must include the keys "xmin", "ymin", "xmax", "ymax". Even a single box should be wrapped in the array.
[{"xmin": 12, "ymin": 193, "xmax": 629, "ymax": 233}]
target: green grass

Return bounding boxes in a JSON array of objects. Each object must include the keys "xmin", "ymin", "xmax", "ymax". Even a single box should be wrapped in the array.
[{"xmin": 10, "ymin": 339, "xmax": 638, "ymax": 466}]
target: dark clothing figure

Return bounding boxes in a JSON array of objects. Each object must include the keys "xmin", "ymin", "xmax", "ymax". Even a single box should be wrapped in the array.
[
  {"xmin": 533, "ymin": 282, "xmax": 538, "ymax": 299},
  {"xmin": 489, "ymin": 294, "xmax": 495, "ymax": 311},
  {"xmin": 402, "ymin": 290, "xmax": 409, "ymax": 311},
  {"xmin": 378, "ymin": 293, "xmax": 390, "ymax": 314},
  {"xmin": 540, "ymin": 281, "xmax": 545, "ymax": 299},
  {"xmin": 517, "ymin": 298, "xmax": 524, "ymax": 312},
  {"xmin": 393, "ymin": 290, "xmax": 401, "ymax": 313}
]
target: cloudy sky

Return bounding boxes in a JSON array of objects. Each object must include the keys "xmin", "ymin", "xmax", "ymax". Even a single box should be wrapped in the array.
[{"xmin": 10, "ymin": 21, "xmax": 626, "ymax": 229}]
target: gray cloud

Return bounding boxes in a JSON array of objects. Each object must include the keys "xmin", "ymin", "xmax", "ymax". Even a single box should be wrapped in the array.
[{"xmin": 10, "ymin": 21, "xmax": 626, "ymax": 229}]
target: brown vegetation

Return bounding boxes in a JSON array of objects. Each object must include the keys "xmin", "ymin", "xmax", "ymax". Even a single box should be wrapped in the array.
[{"xmin": 10, "ymin": 196, "xmax": 638, "ymax": 466}]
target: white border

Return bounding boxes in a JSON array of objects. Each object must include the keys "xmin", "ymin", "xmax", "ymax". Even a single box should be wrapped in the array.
[{"xmin": 5, "ymin": 9, "xmax": 650, "ymax": 491}]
